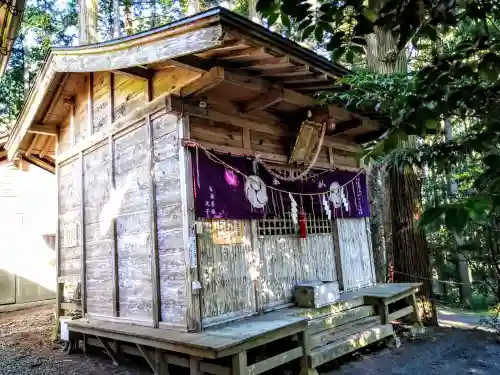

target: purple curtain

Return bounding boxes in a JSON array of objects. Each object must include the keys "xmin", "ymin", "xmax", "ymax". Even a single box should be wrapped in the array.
[{"xmin": 192, "ymin": 149, "xmax": 370, "ymax": 220}]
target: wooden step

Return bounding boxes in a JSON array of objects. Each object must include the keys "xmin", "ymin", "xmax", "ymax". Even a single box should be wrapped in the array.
[
  {"xmin": 295, "ymin": 297, "xmax": 365, "ymax": 320},
  {"xmin": 310, "ymin": 315, "xmax": 381, "ymax": 349},
  {"xmin": 308, "ymin": 305, "xmax": 375, "ymax": 335},
  {"xmin": 309, "ymin": 323, "xmax": 394, "ymax": 368}
]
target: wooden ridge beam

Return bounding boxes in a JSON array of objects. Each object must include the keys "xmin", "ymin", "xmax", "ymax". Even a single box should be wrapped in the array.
[
  {"xmin": 28, "ymin": 124, "xmax": 58, "ymax": 136},
  {"xmin": 243, "ymin": 88, "xmax": 284, "ymax": 113},
  {"xmin": 114, "ymin": 66, "xmax": 154, "ymax": 80},
  {"xmin": 181, "ymin": 66, "xmax": 225, "ymax": 97}
]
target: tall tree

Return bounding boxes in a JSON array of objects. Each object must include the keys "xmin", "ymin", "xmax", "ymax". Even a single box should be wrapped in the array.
[
  {"xmin": 113, "ymin": 0, "xmax": 120, "ymax": 38},
  {"xmin": 79, "ymin": 0, "xmax": 99, "ymax": 44}
]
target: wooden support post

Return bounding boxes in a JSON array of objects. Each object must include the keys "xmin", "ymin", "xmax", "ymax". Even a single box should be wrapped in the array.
[
  {"xmin": 109, "ymin": 136, "xmax": 119, "ymax": 317},
  {"xmin": 332, "ymin": 219, "xmax": 344, "ymax": 291},
  {"xmin": 179, "ymin": 115, "xmax": 202, "ymax": 332},
  {"xmin": 250, "ymin": 220, "xmax": 262, "ymax": 315},
  {"xmin": 231, "ymin": 352, "xmax": 247, "ymax": 375},
  {"xmin": 156, "ymin": 349, "xmax": 169, "ymax": 375},
  {"xmin": 298, "ymin": 331, "xmax": 318, "ymax": 375},
  {"xmin": 55, "ymin": 158, "xmax": 63, "ymax": 325},
  {"xmin": 79, "ymin": 151, "xmax": 86, "ymax": 317},
  {"xmin": 382, "ymin": 302, "xmax": 390, "ymax": 325},
  {"xmin": 97, "ymin": 336, "xmax": 119, "ymax": 366},
  {"xmin": 87, "ymin": 72, "xmax": 94, "ymax": 137},
  {"xmin": 408, "ymin": 293, "xmax": 423, "ymax": 326},
  {"xmin": 190, "ymin": 356, "xmax": 203, "ymax": 375},
  {"xmin": 146, "ymin": 114, "xmax": 161, "ymax": 328},
  {"xmin": 108, "ymin": 73, "xmax": 115, "ymax": 124}
]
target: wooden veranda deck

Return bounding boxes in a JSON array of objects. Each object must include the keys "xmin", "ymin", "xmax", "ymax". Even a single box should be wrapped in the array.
[{"xmin": 67, "ymin": 283, "xmax": 421, "ymax": 375}]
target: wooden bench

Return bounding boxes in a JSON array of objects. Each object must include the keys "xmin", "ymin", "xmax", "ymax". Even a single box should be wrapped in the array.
[{"xmin": 360, "ymin": 283, "xmax": 423, "ymax": 325}]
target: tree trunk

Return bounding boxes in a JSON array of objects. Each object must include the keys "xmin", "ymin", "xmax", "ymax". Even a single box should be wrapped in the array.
[
  {"xmin": 365, "ymin": 15, "xmax": 438, "ymax": 325},
  {"xmin": 22, "ymin": 35, "xmax": 30, "ymax": 100},
  {"xmin": 113, "ymin": 0, "xmax": 120, "ymax": 38},
  {"xmin": 79, "ymin": 0, "xmax": 99, "ymax": 45},
  {"xmin": 368, "ymin": 163, "xmax": 387, "ymax": 282},
  {"xmin": 186, "ymin": 0, "xmax": 200, "ymax": 16},
  {"xmin": 123, "ymin": 0, "xmax": 133, "ymax": 36},
  {"xmin": 444, "ymin": 118, "xmax": 472, "ymax": 307},
  {"xmin": 248, "ymin": 0, "xmax": 259, "ymax": 23}
]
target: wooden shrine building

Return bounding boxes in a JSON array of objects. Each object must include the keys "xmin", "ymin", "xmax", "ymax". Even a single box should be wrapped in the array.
[{"xmin": 6, "ymin": 8, "xmax": 422, "ymax": 375}]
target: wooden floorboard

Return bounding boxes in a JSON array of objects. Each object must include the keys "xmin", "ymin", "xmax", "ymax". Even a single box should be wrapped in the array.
[
  {"xmin": 310, "ymin": 323, "xmax": 394, "ymax": 367},
  {"xmin": 68, "ymin": 308, "xmax": 307, "ymax": 359}
]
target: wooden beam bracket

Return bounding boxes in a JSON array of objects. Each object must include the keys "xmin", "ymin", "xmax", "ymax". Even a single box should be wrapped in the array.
[
  {"xmin": 114, "ymin": 67, "xmax": 154, "ymax": 80},
  {"xmin": 243, "ymin": 88, "xmax": 284, "ymax": 113},
  {"xmin": 28, "ymin": 125, "xmax": 58, "ymax": 136},
  {"xmin": 181, "ymin": 66, "xmax": 225, "ymax": 97},
  {"xmin": 97, "ymin": 336, "xmax": 119, "ymax": 366}
]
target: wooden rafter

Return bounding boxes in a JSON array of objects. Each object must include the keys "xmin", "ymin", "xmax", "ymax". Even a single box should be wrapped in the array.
[
  {"xmin": 28, "ymin": 124, "xmax": 58, "ymax": 136},
  {"xmin": 180, "ymin": 66, "xmax": 225, "ymax": 97},
  {"xmin": 26, "ymin": 134, "xmax": 39, "ymax": 157},
  {"xmin": 241, "ymin": 56, "xmax": 290, "ymax": 70},
  {"xmin": 243, "ymin": 88, "xmax": 284, "ymax": 113},
  {"xmin": 263, "ymin": 65, "xmax": 311, "ymax": 77},
  {"xmin": 218, "ymin": 46, "xmax": 265, "ymax": 60},
  {"xmin": 199, "ymin": 39, "xmax": 249, "ymax": 57},
  {"xmin": 39, "ymin": 136, "xmax": 53, "ymax": 158},
  {"xmin": 114, "ymin": 66, "xmax": 154, "ymax": 80},
  {"xmin": 22, "ymin": 154, "xmax": 55, "ymax": 173},
  {"xmin": 332, "ymin": 118, "xmax": 362, "ymax": 135},
  {"xmin": 288, "ymin": 82, "xmax": 339, "ymax": 91},
  {"xmin": 283, "ymin": 74, "xmax": 329, "ymax": 84}
]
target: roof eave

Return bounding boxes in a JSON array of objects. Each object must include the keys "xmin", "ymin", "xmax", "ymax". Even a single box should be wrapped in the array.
[{"xmin": 0, "ymin": 0, "xmax": 25, "ymax": 77}]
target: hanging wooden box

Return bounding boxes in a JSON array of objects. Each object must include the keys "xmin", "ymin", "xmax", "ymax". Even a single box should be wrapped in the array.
[{"xmin": 295, "ymin": 281, "xmax": 340, "ymax": 308}]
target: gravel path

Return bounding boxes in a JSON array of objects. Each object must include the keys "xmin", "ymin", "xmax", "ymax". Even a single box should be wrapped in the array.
[{"xmin": 0, "ymin": 306, "xmax": 499, "ymax": 375}]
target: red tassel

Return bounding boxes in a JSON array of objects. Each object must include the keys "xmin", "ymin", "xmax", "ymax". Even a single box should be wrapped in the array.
[{"xmin": 299, "ymin": 209, "xmax": 307, "ymax": 239}]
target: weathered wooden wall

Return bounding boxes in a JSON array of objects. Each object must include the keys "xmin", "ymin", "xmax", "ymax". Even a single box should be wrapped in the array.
[
  {"xmin": 54, "ymin": 65, "xmax": 373, "ymax": 330},
  {"xmin": 197, "ymin": 220, "xmax": 257, "ymax": 327},
  {"xmin": 83, "ymin": 142, "xmax": 113, "ymax": 316},
  {"xmin": 259, "ymin": 233, "xmax": 337, "ymax": 310},
  {"xmin": 152, "ymin": 112, "xmax": 187, "ymax": 329},
  {"xmin": 58, "ymin": 158, "xmax": 81, "ymax": 303},
  {"xmin": 336, "ymin": 218, "xmax": 375, "ymax": 291}
]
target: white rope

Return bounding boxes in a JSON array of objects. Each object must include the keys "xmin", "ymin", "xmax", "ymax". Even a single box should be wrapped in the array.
[{"xmin": 188, "ymin": 141, "xmax": 365, "ymax": 197}]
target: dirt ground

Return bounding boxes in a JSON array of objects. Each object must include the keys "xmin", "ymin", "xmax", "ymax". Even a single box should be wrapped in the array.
[{"xmin": 0, "ymin": 306, "xmax": 499, "ymax": 375}]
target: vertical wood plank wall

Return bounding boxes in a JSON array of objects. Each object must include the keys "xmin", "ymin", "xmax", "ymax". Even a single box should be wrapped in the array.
[
  {"xmin": 114, "ymin": 122, "xmax": 153, "ymax": 321},
  {"xmin": 57, "ymin": 71, "xmax": 192, "ymax": 330},
  {"xmin": 58, "ymin": 158, "xmax": 81, "ymax": 303},
  {"xmin": 258, "ymin": 234, "xmax": 337, "ymax": 310},
  {"xmin": 152, "ymin": 112, "xmax": 188, "ymax": 329},
  {"xmin": 83, "ymin": 142, "xmax": 113, "ymax": 316},
  {"xmin": 198, "ymin": 221, "xmax": 257, "ymax": 327},
  {"xmin": 336, "ymin": 218, "xmax": 375, "ymax": 290}
]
